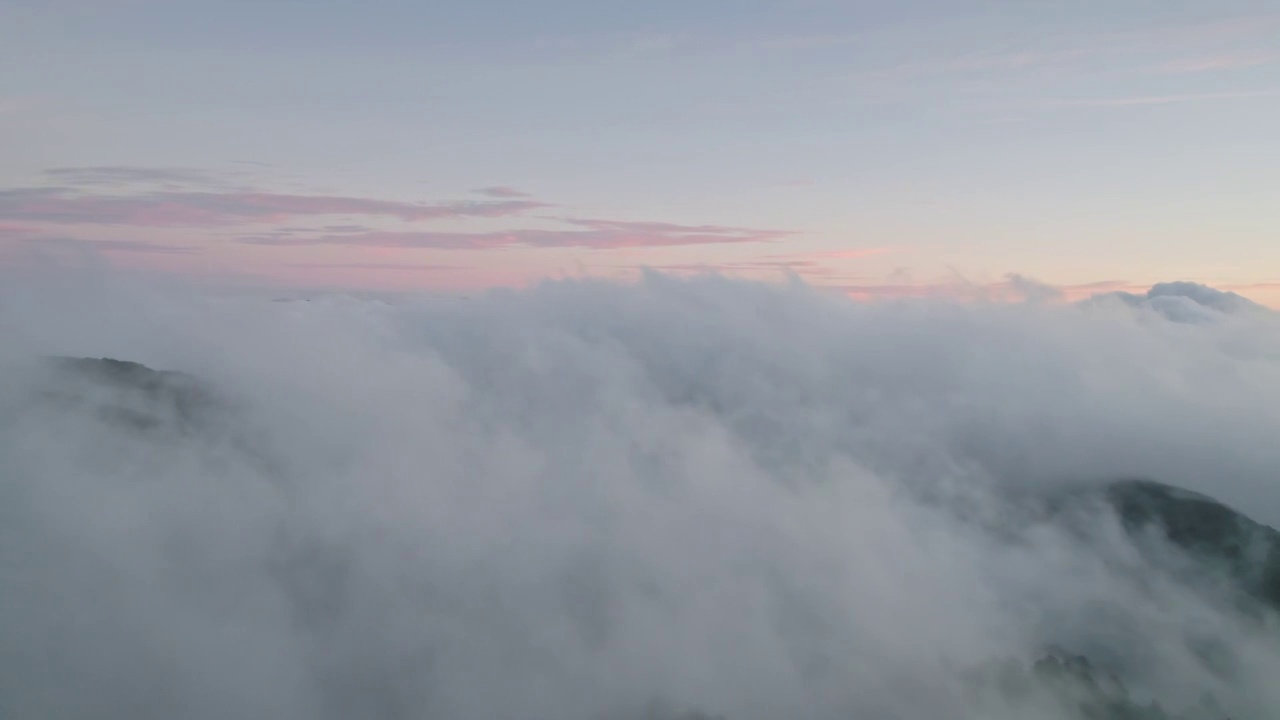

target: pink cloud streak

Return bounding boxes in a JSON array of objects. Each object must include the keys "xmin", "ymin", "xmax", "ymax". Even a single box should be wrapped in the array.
[{"xmin": 0, "ymin": 222, "xmax": 37, "ymax": 236}]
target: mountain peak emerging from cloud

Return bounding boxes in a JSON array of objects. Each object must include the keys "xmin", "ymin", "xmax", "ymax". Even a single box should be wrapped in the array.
[{"xmin": 1083, "ymin": 281, "xmax": 1268, "ymax": 321}]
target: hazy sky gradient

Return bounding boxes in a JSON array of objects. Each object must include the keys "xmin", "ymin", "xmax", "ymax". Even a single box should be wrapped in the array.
[{"xmin": 2, "ymin": 0, "xmax": 1278, "ymax": 302}]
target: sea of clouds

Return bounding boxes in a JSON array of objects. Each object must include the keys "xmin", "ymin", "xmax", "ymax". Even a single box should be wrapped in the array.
[{"xmin": 1, "ymin": 264, "xmax": 1278, "ymax": 719}]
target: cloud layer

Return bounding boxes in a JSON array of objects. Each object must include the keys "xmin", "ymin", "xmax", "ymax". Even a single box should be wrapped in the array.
[{"xmin": 1, "ymin": 268, "xmax": 1279, "ymax": 719}]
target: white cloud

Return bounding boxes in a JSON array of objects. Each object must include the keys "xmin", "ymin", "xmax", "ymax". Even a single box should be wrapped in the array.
[{"xmin": 1, "ymin": 266, "xmax": 1279, "ymax": 718}]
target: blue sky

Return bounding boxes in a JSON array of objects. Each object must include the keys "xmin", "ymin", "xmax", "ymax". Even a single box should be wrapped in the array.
[{"xmin": 2, "ymin": 0, "xmax": 1278, "ymax": 301}]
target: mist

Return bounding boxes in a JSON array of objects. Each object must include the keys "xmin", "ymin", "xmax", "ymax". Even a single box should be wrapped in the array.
[{"xmin": 2, "ymin": 265, "xmax": 1279, "ymax": 719}]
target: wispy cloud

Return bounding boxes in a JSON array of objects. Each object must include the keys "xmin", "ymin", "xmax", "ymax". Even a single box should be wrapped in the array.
[
  {"xmin": 761, "ymin": 13, "xmax": 1277, "ymax": 60},
  {"xmin": 840, "ymin": 12, "xmax": 1280, "ymax": 111},
  {"xmin": 854, "ymin": 48, "xmax": 1067, "ymax": 86},
  {"xmin": 474, "ymin": 186, "xmax": 532, "ymax": 199},
  {"xmin": 242, "ymin": 218, "xmax": 792, "ymax": 250},
  {"xmin": 320, "ymin": 224, "xmax": 374, "ymax": 233},
  {"xmin": 282, "ymin": 262, "xmax": 463, "ymax": 272},
  {"xmin": 752, "ymin": 32, "xmax": 863, "ymax": 51},
  {"xmin": 0, "ymin": 96, "xmax": 43, "ymax": 117},
  {"xmin": 0, "ymin": 222, "xmax": 38, "ymax": 237},
  {"xmin": 1150, "ymin": 50, "xmax": 1279, "ymax": 74},
  {"xmin": 1108, "ymin": 12, "xmax": 1280, "ymax": 47},
  {"xmin": 592, "ymin": 246, "xmax": 896, "ymax": 282},
  {"xmin": 1047, "ymin": 89, "xmax": 1280, "ymax": 108},
  {"xmin": 562, "ymin": 218, "xmax": 790, "ymax": 238},
  {"xmin": 632, "ymin": 260, "xmax": 829, "ymax": 274},
  {"xmin": 43, "ymin": 166, "xmax": 231, "ymax": 188},
  {"xmin": 0, "ymin": 188, "xmax": 550, "ymax": 227},
  {"xmin": 3, "ymin": 234, "xmax": 200, "ymax": 255},
  {"xmin": 763, "ymin": 247, "xmax": 898, "ymax": 261},
  {"xmin": 837, "ymin": 277, "xmax": 1158, "ymax": 303}
]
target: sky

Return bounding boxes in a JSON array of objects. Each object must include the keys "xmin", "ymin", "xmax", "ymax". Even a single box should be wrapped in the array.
[{"xmin": 2, "ymin": 0, "xmax": 1278, "ymax": 303}]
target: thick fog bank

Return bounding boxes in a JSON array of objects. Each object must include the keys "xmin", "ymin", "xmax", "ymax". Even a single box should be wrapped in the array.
[{"xmin": 1, "ymin": 269, "xmax": 1279, "ymax": 719}]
